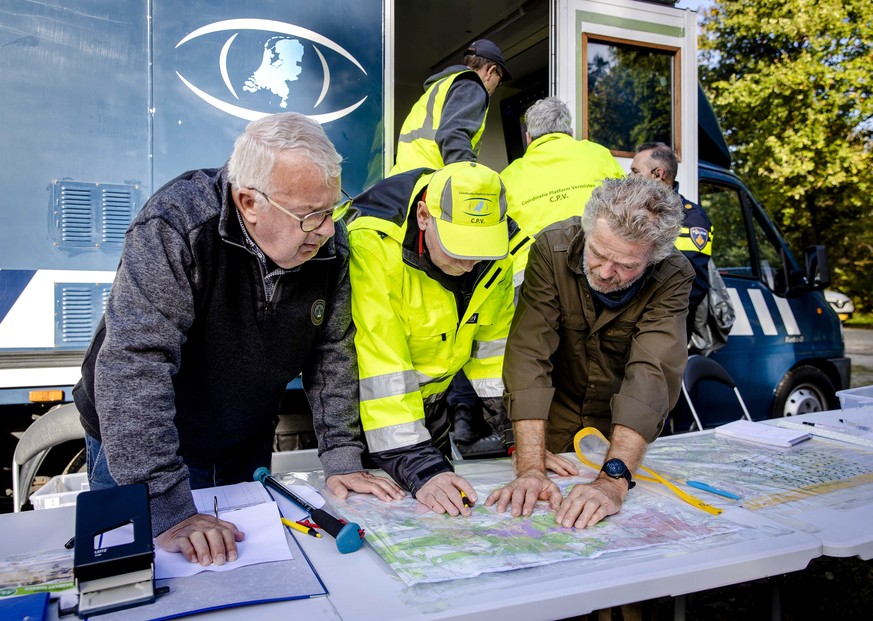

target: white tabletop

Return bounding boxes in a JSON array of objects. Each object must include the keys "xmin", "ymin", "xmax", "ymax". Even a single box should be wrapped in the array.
[
  {"xmin": 0, "ymin": 471, "xmax": 822, "ymax": 621},
  {"xmin": 291, "ymin": 503, "xmax": 817, "ymax": 621},
  {"xmin": 650, "ymin": 410, "xmax": 873, "ymax": 560},
  {"xmin": 763, "ymin": 409, "xmax": 873, "ymax": 559}
]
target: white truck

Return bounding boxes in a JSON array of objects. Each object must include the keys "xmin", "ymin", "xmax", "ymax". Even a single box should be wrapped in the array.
[{"xmin": 0, "ymin": 0, "xmax": 848, "ymax": 484}]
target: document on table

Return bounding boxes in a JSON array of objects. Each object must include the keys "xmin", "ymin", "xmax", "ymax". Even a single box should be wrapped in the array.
[
  {"xmin": 155, "ymin": 482, "xmax": 293, "ymax": 579},
  {"xmin": 714, "ymin": 419, "xmax": 811, "ymax": 447},
  {"xmin": 191, "ymin": 480, "xmax": 272, "ymax": 513},
  {"xmin": 94, "ymin": 480, "xmax": 328, "ymax": 620}
]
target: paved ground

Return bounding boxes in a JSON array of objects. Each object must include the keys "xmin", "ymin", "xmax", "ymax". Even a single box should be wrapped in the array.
[{"xmin": 845, "ymin": 327, "xmax": 873, "ymax": 387}]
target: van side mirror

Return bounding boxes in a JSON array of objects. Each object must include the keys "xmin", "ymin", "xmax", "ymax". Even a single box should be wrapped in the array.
[
  {"xmin": 783, "ymin": 245, "xmax": 830, "ymax": 295},
  {"xmin": 803, "ymin": 245, "xmax": 830, "ymax": 290}
]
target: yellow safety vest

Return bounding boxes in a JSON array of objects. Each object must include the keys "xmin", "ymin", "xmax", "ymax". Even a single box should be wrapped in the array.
[
  {"xmin": 390, "ymin": 70, "xmax": 488, "ymax": 175},
  {"xmin": 501, "ymin": 133, "xmax": 624, "ymax": 281}
]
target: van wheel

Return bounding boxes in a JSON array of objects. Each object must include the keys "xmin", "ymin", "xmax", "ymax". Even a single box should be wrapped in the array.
[{"xmin": 771, "ymin": 366, "xmax": 838, "ymax": 418}]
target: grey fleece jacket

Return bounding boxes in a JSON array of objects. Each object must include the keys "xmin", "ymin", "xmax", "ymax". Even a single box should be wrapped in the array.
[
  {"xmin": 426, "ymin": 64, "xmax": 490, "ymax": 164},
  {"xmin": 73, "ymin": 166, "xmax": 364, "ymax": 536}
]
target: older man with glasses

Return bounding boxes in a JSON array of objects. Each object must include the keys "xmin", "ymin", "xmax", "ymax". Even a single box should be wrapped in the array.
[{"xmin": 73, "ymin": 112, "xmax": 402, "ymax": 569}]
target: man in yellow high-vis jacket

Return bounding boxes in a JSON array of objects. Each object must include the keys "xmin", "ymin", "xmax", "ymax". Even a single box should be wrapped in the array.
[
  {"xmin": 390, "ymin": 40, "xmax": 510, "ymax": 175},
  {"xmin": 501, "ymin": 97, "xmax": 624, "ymax": 287},
  {"xmin": 347, "ymin": 162, "xmax": 529, "ymax": 516}
]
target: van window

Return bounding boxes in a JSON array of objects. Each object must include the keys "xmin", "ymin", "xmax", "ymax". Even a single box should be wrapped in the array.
[
  {"xmin": 750, "ymin": 204, "xmax": 787, "ymax": 295},
  {"xmin": 700, "ymin": 181, "xmax": 788, "ymax": 295},
  {"xmin": 700, "ymin": 182, "xmax": 751, "ymax": 278},
  {"xmin": 582, "ymin": 36, "xmax": 679, "ymax": 157}
]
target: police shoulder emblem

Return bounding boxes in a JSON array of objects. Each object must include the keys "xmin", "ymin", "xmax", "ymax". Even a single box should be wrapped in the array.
[
  {"xmin": 311, "ymin": 299, "xmax": 326, "ymax": 325},
  {"xmin": 690, "ymin": 227, "xmax": 710, "ymax": 251}
]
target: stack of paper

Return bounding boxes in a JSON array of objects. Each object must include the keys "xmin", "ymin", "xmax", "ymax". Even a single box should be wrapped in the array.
[{"xmin": 714, "ymin": 419, "xmax": 811, "ymax": 448}]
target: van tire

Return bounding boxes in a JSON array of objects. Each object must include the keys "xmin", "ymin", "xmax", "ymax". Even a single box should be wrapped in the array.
[{"xmin": 771, "ymin": 366, "xmax": 839, "ymax": 418}]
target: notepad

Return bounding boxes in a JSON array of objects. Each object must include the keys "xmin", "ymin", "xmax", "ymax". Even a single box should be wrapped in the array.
[{"xmin": 714, "ymin": 419, "xmax": 811, "ymax": 447}]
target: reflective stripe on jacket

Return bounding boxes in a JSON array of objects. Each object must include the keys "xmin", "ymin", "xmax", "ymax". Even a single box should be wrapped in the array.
[
  {"xmin": 674, "ymin": 193, "xmax": 713, "ymax": 308},
  {"xmin": 391, "ymin": 69, "xmax": 487, "ymax": 174}
]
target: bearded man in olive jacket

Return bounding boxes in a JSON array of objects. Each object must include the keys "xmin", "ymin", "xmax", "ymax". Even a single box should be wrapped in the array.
[{"xmin": 486, "ymin": 176, "xmax": 693, "ymax": 529}]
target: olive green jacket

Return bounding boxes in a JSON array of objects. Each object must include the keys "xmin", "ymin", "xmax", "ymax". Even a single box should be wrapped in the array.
[{"xmin": 503, "ymin": 217, "xmax": 694, "ymax": 452}]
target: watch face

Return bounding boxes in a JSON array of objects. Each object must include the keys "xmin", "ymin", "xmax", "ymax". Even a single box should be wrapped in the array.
[{"xmin": 604, "ymin": 459, "xmax": 627, "ymax": 477}]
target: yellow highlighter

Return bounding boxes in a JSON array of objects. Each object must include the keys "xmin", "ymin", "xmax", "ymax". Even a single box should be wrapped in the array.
[{"xmin": 281, "ymin": 517, "xmax": 322, "ymax": 538}]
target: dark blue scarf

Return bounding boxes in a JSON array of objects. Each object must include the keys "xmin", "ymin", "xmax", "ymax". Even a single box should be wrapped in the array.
[{"xmin": 584, "ymin": 265, "xmax": 652, "ymax": 311}]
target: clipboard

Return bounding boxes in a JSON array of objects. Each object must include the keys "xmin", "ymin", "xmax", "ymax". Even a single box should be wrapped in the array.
[{"xmin": 89, "ymin": 483, "xmax": 328, "ymax": 621}]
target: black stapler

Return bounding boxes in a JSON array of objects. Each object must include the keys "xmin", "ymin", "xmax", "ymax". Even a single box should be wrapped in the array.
[{"xmin": 73, "ymin": 483, "xmax": 161, "ymax": 617}]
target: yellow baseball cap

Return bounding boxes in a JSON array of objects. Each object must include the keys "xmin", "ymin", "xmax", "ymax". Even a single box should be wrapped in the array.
[{"xmin": 425, "ymin": 162, "xmax": 508, "ymax": 260}]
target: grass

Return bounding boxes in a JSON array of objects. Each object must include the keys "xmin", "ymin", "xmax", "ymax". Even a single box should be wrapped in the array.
[{"xmin": 844, "ymin": 312, "xmax": 873, "ymax": 329}]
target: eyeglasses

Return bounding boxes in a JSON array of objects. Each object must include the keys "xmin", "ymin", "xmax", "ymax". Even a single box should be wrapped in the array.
[
  {"xmin": 251, "ymin": 188, "xmax": 350, "ymax": 232},
  {"xmin": 495, "ymin": 67, "xmax": 504, "ymax": 84}
]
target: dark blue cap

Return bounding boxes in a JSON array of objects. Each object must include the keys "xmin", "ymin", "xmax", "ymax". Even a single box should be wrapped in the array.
[{"xmin": 465, "ymin": 39, "xmax": 512, "ymax": 81}]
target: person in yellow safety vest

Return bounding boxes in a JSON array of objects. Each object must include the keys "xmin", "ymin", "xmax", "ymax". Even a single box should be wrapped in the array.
[
  {"xmin": 390, "ymin": 39, "xmax": 510, "ymax": 175},
  {"xmin": 501, "ymin": 97, "xmax": 624, "ymax": 287},
  {"xmin": 347, "ymin": 162, "xmax": 529, "ymax": 515},
  {"xmin": 630, "ymin": 142, "xmax": 714, "ymax": 339}
]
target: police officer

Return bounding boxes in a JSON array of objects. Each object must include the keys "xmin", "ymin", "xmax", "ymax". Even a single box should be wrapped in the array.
[{"xmin": 630, "ymin": 142, "xmax": 713, "ymax": 320}]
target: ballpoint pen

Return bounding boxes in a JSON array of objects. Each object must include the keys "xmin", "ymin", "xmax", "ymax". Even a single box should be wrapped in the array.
[
  {"xmin": 803, "ymin": 421, "xmax": 849, "ymax": 433},
  {"xmin": 214, "ymin": 495, "xmax": 219, "ymax": 519}
]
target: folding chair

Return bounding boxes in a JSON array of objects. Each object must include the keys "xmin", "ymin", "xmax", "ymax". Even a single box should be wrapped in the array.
[
  {"xmin": 12, "ymin": 402, "xmax": 85, "ymax": 512},
  {"xmin": 681, "ymin": 355, "xmax": 752, "ymax": 431}
]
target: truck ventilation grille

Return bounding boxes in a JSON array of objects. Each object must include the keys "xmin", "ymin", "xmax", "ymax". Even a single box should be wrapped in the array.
[
  {"xmin": 52, "ymin": 180, "xmax": 139, "ymax": 248},
  {"xmin": 55, "ymin": 283, "xmax": 112, "ymax": 348}
]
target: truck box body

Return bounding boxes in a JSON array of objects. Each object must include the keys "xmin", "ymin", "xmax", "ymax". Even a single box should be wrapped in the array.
[
  {"xmin": 0, "ymin": 0, "xmax": 383, "ymax": 406},
  {"xmin": 0, "ymin": 0, "xmax": 849, "ymax": 430}
]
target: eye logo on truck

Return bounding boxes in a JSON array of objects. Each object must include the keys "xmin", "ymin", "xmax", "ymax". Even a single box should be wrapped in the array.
[{"xmin": 175, "ymin": 19, "xmax": 368, "ymax": 123}]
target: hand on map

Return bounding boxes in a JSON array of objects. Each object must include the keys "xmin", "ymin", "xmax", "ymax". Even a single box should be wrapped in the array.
[
  {"xmin": 544, "ymin": 450, "xmax": 579, "ymax": 475},
  {"xmin": 155, "ymin": 513, "xmax": 245, "ymax": 566},
  {"xmin": 326, "ymin": 471, "xmax": 406, "ymax": 501},
  {"xmin": 555, "ymin": 476, "xmax": 626, "ymax": 528},
  {"xmin": 415, "ymin": 472, "xmax": 477, "ymax": 516},
  {"xmin": 511, "ymin": 450, "xmax": 578, "ymax": 475},
  {"xmin": 484, "ymin": 469, "xmax": 563, "ymax": 517}
]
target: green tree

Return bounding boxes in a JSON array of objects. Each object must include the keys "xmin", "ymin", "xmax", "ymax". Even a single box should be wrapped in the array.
[
  {"xmin": 699, "ymin": 0, "xmax": 873, "ymax": 310},
  {"xmin": 588, "ymin": 43, "xmax": 673, "ymax": 151}
]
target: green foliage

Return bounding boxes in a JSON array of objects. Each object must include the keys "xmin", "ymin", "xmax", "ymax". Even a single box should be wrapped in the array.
[
  {"xmin": 587, "ymin": 42, "xmax": 673, "ymax": 152},
  {"xmin": 844, "ymin": 312, "xmax": 873, "ymax": 329},
  {"xmin": 699, "ymin": 0, "xmax": 873, "ymax": 311}
]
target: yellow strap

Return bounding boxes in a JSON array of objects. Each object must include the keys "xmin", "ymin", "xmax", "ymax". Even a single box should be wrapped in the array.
[{"xmin": 572, "ymin": 428, "xmax": 723, "ymax": 516}]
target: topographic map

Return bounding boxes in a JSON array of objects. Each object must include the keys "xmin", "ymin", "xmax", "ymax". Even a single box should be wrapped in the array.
[
  {"xmin": 334, "ymin": 465, "xmax": 742, "ymax": 585},
  {"xmin": 644, "ymin": 433, "xmax": 873, "ymax": 515}
]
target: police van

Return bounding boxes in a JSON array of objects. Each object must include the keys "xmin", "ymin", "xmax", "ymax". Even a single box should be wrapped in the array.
[{"xmin": 0, "ymin": 0, "xmax": 849, "ymax": 433}]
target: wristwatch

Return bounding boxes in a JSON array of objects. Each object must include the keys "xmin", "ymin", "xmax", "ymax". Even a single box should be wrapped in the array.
[{"xmin": 600, "ymin": 458, "xmax": 636, "ymax": 489}]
